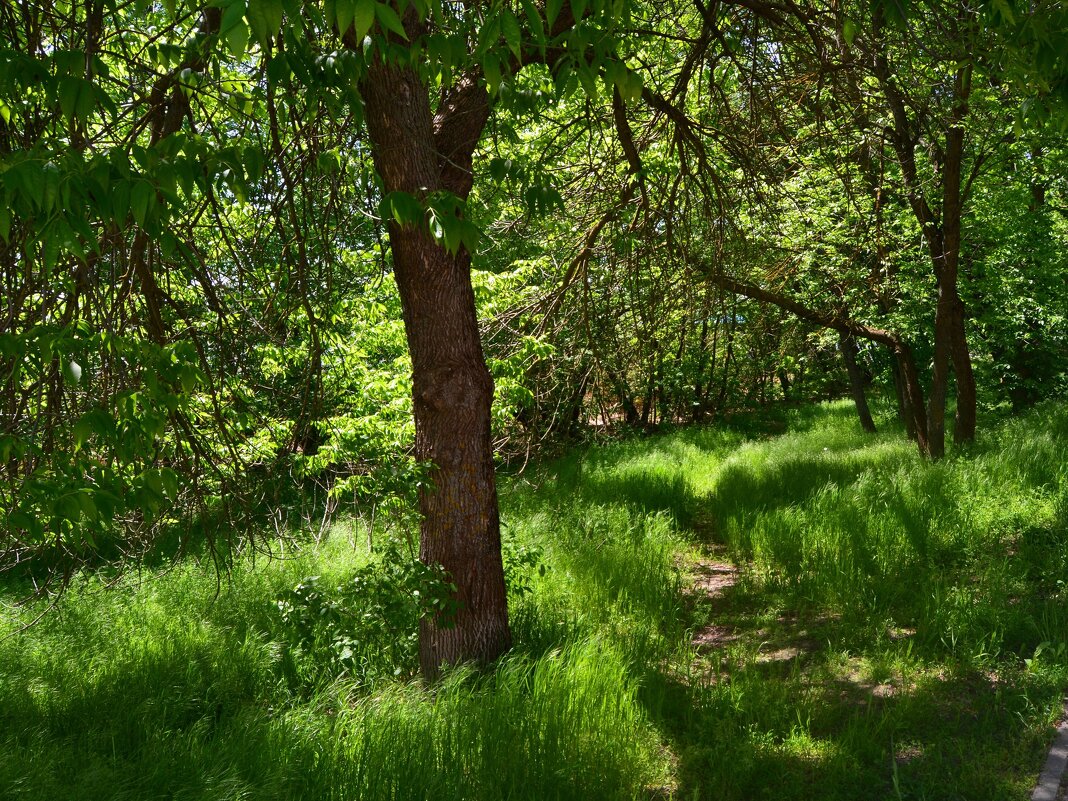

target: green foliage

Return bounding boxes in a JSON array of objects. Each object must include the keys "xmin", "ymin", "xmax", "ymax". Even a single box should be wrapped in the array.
[{"xmin": 276, "ymin": 537, "xmax": 457, "ymax": 686}]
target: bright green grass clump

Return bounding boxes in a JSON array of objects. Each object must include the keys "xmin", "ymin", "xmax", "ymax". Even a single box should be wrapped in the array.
[{"xmin": 2, "ymin": 399, "xmax": 1067, "ymax": 800}]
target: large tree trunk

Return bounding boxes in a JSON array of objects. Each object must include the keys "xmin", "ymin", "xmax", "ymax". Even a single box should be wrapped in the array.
[
  {"xmin": 840, "ymin": 333, "xmax": 876, "ymax": 433},
  {"xmin": 398, "ymin": 233, "xmax": 511, "ymax": 679},
  {"xmin": 361, "ymin": 58, "xmax": 510, "ymax": 679}
]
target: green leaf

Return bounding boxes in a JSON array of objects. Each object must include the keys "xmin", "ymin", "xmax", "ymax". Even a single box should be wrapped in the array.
[
  {"xmin": 131, "ymin": 180, "xmax": 155, "ymax": 227},
  {"xmin": 226, "ymin": 19, "xmax": 250, "ymax": 58},
  {"xmin": 576, "ymin": 63, "xmax": 598, "ymax": 97},
  {"xmin": 374, "ymin": 3, "xmax": 408, "ymax": 39},
  {"xmin": 488, "ymin": 157, "xmax": 513, "ymax": 182},
  {"xmin": 111, "ymin": 180, "xmax": 131, "ymax": 224},
  {"xmin": 619, "ymin": 67, "xmax": 642, "ymax": 103},
  {"xmin": 521, "ymin": 0, "xmax": 545, "ymax": 47},
  {"xmin": 56, "ymin": 494, "xmax": 83, "ymax": 523},
  {"xmin": 160, "ymin": 468, "xmax": 180, "ymax": 500},
  {"xmin": 336, "ymin": 0, "xmax": 355, "ymax": 35},
  {"xmin": 381, "ymin": 191, "xmax": 423, "ymax": 226},
  {"xmin": 41, "ymin": 161, "xmax": 60, "ymax": 213},
  {"xmin": 570, "ymin": 0, "xmax": 587, "ymax": 22},
  {"xmin": 244, "ymin": 145, "xmax": 265, "ymax": 182},
  {"xmin": 502, "ymin": 8, "xmax": 522, "ymax": 60},
  {"xmin": 64, "ymin": 360, "xmax": 83, "ymax": 385},
  {"xmin": 58, "ymin": 76, "xmax": 95, "ymax": 124},
  {"xmin": 266, "ymin": 53, "xmax": 290, "ymax": 83},
  {"xmin": 546, "ymin": 0, "xmax": 563, "ymax": 28},
  {"xmin": 8, "ymin": 510, "xmax": 42, "ymax": 539},
  {"xmin": 483, "ymin": 52, "xmax": 502, "ymax": 94},
  {"xmin": 248, "ymin": 0, "xmax": 284, "ymax": 45},
  {"xmin": 354, "ymin": 0, "xmax": 376, "ymax": 40},
  {"xmin": 221, "ymin": 0, "xmax": 250, "ymax": 57},
  {"xmin": 842, "ymin": 17, "xmax": 857, "ymax": 46}
]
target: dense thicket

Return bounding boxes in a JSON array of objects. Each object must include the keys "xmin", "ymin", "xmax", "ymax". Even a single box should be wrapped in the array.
[{"xmin": 1, "ymin": 0, "xmax": 1066, "ymax": 671}]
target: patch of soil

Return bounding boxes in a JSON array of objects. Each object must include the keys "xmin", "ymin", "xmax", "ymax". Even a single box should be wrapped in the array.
[
  {"xmin": 690, "ymin": 559, "xmax": 738, "ymax": 599},
  {"xmin": 686, "ymin": 551, "xmax": 741, "ymax": 652},
  {"xmin": 692, "ymin": 624, "xmax": 739, "ymax": 650}
]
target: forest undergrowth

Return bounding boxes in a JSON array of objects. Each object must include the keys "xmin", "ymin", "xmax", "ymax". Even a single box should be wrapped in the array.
[{"xmin": 2, "ymin": 400, "xmax": 1067, "ymax": 800}]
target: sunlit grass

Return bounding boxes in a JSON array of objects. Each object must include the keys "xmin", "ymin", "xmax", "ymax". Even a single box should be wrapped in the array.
[{"xmin": 2, "ymin": 399, "xmax": 1066, "ymax": 799}]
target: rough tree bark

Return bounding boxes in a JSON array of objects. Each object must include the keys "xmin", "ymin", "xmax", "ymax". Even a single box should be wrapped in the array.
[{"xmin": 360, "ymin": 59, "xmax": 510, "ymax": 678}]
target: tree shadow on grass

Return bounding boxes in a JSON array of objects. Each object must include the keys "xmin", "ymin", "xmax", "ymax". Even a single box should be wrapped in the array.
[
  {"xmin": 640, "ymin": 567, "xmax": 1061, "ymax": 801},
  {"xmin": 578, "ymin": 468, "xmax": 700, "ymax": 527}
]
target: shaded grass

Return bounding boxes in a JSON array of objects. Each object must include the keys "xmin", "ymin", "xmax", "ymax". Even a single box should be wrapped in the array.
[{"xmin": 1, "ymin": 399, "xmax": 1067, "ymax": 799}]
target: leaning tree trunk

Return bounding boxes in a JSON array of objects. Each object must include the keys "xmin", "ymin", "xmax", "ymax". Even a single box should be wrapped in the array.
[
  {"xmin": 840, "ymin": 333, "xmax": 876, "ymax": 433},
  {"xmin": 395, "ymin": 230, "xmax": 510, "ymax": 678},
  {"xmin": 361, "ymin": 57, "xmax": 510, "ymax": 679},
  {"xmin": 700, "ymin": 268, "xmax": 931, "ymax": 456}
]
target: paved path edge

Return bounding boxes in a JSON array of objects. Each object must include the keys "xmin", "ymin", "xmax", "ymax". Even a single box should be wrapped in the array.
[{"xmin": 1031, "ymin": 700, "xmax": 1068, "ymax": 801}]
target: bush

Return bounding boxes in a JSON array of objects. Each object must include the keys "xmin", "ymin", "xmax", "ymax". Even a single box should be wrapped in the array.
[{"xmin": 275, "ymin": 538, "xmax": 456, "ymax": 686}]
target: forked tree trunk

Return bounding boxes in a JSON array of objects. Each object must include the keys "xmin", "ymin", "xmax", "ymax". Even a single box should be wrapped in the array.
[
  {"xmin": 361, "ymin": 58, "xmax": 510, "ymax": 679},
  {"xmin": 872, "ymin": 19, "xmax": 977, "ymax": 458}
]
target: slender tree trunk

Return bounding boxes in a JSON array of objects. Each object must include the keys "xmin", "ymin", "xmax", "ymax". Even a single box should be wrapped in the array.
[
  {"xmin": 942, "ymin": 113, "xmax": 976, "ymax": 447},
  {"xmin": 926, "ymin": 287, "xmax": 953, "ymax": 459},
  {"xmin": 640, "ymin": 353, "xmax": 655, "ymax": 427},
  {"xmin": 716, "ymin": 308, "xmax": 738, "ymax": 411},
  {"xmin": 896, "ymin": 342, "xmax": 930, "ymax": 455},
  {"xmin": 605, "ymin": 366, "xmax": 640, "ymax": 425},
  {"xmin": 777, "ymin": 368, "xmax": 791, "ymax": 401},
  {"xmin": 361, "ymin": 58, "xmax": 510, "ymax": 678},
  {"xmin": 840, "ymin": 333, "xmax": 876, "ymax": 433},
  {"xmin": 889, "ymin": 355, "xmax": 917, "ymax": 440},
  {"xmin": 930, "ymin": 114, "xmax": 975, "ymax": 453},
  {"xmin": 692, "ymin": 314, "xmax": 710, "ymax": 421},
  {"xmin": 949, "ymin": 294, "xmax": 976, "ymax": 443},
  {"xmin": 565, "ymin": 360, "xmax": 591, "ymax": 436}
]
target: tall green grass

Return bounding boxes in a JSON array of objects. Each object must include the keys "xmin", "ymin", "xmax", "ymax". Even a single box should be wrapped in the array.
[
  {"xmin": 2, "ymin": 399, "xmax": 1066, "ymax": 800},
  {"xmin": 710, "ymin": 401, "xmax": 1068, "ymax": 662}
]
